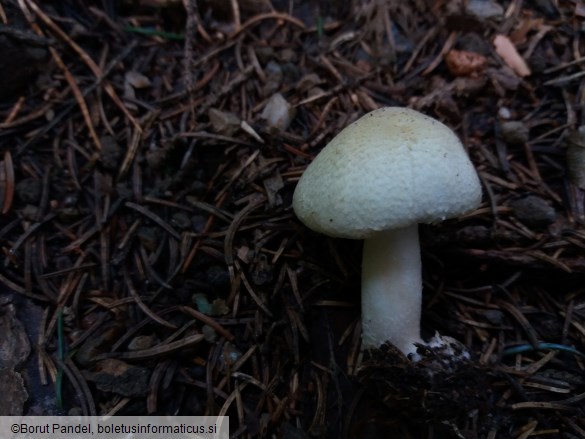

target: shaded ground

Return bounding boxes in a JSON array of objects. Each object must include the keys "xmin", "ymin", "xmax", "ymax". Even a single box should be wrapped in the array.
[{"xmin": 1, "ymin": 0, "xmax": 585, "ymax": 437}]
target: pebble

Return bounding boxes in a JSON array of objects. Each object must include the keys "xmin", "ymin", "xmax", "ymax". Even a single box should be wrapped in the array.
[
  {"xmin": 501, "ymin": 120, "xmax": 529, "ymax": 145},
  {"xmin": 510, "ymin": 195, "xmax": 556, "ymax": 226},
  {"xmin": 261, "ymin": 93, "xmax": 295, "ymax": 132},
  {"xmin": 466, "ymin": 0, "xmax": 504, "ymax": 21}
]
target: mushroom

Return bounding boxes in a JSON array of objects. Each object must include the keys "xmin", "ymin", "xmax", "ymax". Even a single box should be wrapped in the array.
[{"xmin": 292, "ymin": 107, "xmax": 481, "ymax": 357}]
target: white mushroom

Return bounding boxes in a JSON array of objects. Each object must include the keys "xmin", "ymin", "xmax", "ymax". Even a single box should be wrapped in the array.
[{"xmin": 292, "ymin": 107, "xmax": 481, "ymax": 358}]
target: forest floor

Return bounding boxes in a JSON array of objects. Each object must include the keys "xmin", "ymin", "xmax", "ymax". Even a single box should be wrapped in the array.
[{"xmin": 1, "ymin": 0, "xmax": 585, "ymax": 437}]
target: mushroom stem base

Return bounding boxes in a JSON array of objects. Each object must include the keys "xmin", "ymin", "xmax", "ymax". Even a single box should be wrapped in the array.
[{"xmin": 361, "ymin": 225, "xmax": 423, "ymax": 355}]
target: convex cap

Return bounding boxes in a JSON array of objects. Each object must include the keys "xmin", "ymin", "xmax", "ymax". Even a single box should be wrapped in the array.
[{"xmin": 293, "ymin": 107, "xmax": 482, "ymax": 238}]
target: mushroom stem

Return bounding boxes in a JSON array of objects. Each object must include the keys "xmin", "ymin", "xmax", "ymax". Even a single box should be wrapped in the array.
[{"xmin": 361, "ymin": 224, "xmax": 423, "ymax": 355}]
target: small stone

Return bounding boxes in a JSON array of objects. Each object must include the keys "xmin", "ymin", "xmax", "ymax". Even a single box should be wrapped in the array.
[
  {"xmin": 483, "ymin": 310, "xmax": 505, "ymax": 325},
  {"xmin": 260, "ymin": 93, "xmax": 295, "ymax": 132},
  {"xmin": 498, "ymin": 106, "xmax": 512, "ymax": 120},
  {"xmin": 68, "ymin": 407, "xmax": 83, "ymax": 416},
  {"xmin": 501, "ymin": 121, "xmax": 529, "ymax": 145},
  {"xmin": 0, "ymin": 303, "xmax": 31, "ymax": 369},
  {"xmin": 466, "ymin": 0, "xmax": 504, "ymax": 21},
  {"xmin": 510, "ymin": 195, "xmax": 556, "ymax": 226},
  {"xmin": 0, "ymin": 368, "xmax": 28, "ymax": 415},
  {"xmin": 0, "ymin": 302, "xmax": 33, "ymax": 414}
]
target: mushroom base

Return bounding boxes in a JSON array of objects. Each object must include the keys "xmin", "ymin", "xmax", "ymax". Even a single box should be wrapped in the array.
[{"xmin": 361, "ymin": 225, "xmax": 423, "ymax": 356}]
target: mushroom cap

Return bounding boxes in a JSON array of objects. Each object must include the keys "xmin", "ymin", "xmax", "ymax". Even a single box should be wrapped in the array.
[{"xmin": 292, "ymin": 107, "xmax": 482, "ymax": 239}]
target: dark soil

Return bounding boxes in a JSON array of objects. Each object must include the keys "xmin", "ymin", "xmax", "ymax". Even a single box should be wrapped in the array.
[{"xmin": 1, "ymin": 0, "xmax": 585, "ymax": 437}]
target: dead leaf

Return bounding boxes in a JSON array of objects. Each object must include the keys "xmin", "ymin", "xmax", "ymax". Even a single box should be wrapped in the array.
[
  {"xmin": 445, "ymin": 49, "xmax": 488, "ymax": 77},
  {"xmin": 493, "ymin": 34, "xmax": 531, "ymax": 77}
]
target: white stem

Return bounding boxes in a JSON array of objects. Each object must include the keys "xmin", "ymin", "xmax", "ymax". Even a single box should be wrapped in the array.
[{"xmin": 361, "ymin": 224, "xmax": 423, "ymax": 355}]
